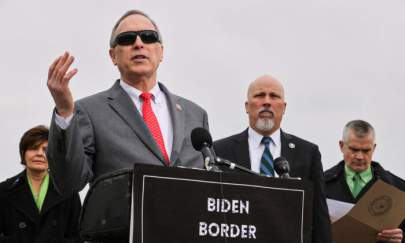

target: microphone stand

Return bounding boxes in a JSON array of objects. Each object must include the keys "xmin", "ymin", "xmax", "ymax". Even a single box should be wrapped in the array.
[
  {"xmin": 214, "ymin": 157, "xmax": 260, "ymax": 176},
  {"xmin": 204, "ymin": 157, "xmax": 223, "ymax": 172},
  {"xmin": 215, "ymin": 157, "xmax": 301, "ymax": 180}
]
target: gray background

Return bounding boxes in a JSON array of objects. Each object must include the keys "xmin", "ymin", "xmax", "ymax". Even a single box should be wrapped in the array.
[{"xmin": 1, "ymin": 0, "xmax": 404, "ymax": 184}]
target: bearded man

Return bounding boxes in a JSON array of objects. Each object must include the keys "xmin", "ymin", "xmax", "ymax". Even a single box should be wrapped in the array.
[{"xmin": 214, "ymin": 74, "xmax": 332, "ymax": 243}]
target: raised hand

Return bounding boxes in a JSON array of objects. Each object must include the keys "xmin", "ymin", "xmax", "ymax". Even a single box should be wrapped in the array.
[{"xmin": 47, "ymin": 52, "xmax": 78, "ymax": 117}]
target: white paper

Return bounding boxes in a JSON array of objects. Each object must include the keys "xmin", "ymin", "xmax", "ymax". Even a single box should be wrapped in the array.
[{"xmin": 327, "ymin": 198, "xmax": 354, "ymax": 223}]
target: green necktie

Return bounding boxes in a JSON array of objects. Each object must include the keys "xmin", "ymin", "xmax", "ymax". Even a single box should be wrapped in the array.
[{"xmin": 352, "ymin": 173, "xmax": 362, "ymax": 198}]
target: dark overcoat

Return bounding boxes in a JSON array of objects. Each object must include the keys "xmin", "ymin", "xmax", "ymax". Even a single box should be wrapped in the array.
[
  {"xmin": 325, "ymin": 161, "xmax": 405, "ymax": 243},
  {"xmin": 0, "ymin": 171, "xmax": 83, "ymax": 243}
]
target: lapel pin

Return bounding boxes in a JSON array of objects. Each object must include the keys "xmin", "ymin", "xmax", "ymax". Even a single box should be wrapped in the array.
[
  {"xmin": 289, "ymin": 143, "xmax": 295, "ymax": 149},
  {"xmin": 176, "ymin": 103, "xmax": 183, "ymax": 111}
]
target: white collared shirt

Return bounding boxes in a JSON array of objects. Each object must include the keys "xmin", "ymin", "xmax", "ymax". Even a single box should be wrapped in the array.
[
  {"xmin": 55, "ymin": 80, "xmax": 173, "ymax": 157},
  {"xmin": 248, "ymin": 127, "xmax": 281, "ymax": 176},
  {"xmin": 119, "ymin": 80, "xmax": 173, "ymax": 157}
]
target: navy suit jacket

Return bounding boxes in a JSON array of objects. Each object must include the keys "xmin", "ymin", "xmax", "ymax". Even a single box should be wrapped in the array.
[{"xmin": 214, "ymin": 128, "xmax": 332, "ymax": 243}]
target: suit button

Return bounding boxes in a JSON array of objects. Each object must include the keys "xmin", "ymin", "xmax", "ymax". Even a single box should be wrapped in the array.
[{"xmin": 18, "ymin": 222, "xmax": 27, "ymax": 229}]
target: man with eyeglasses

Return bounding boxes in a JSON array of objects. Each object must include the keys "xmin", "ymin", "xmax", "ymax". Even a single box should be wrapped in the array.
[
  {"xmin": 325, "ymin": 120, "xmax": 404, "ymax": 242},
  {"xmin": 46, "ymin": 10, "xmax": 209, "ymax": 195}
]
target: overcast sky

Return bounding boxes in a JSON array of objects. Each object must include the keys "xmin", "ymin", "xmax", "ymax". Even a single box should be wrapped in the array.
[{"xmin": 1, "ymin": 0, "xmax": 405, "ymax": 183}]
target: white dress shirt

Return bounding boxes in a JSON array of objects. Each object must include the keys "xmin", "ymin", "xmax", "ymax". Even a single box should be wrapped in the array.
[
  {"xmin": 55, "ymin": 80, "xmax": 174, "ymax": 157},
  {"xmin": 248, "ymin": 127, "xmax": 281, "ymax": 176}
]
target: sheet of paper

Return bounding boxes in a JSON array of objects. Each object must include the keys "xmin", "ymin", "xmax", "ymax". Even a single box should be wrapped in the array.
[{"xmin": 327, "ymin": 198, "xmax": 354, "ymax": 223}]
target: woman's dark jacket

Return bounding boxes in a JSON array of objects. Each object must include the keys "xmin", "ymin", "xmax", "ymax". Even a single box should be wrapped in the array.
[{"xmin": 0, "ymin": 171, "xmax": 83, "ymax": 243}]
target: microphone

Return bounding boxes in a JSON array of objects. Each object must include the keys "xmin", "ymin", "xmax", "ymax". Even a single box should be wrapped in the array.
[
  {"xmin": 190, "ymin": 127, "xmax": 220, "ymax": 171},
  {"xmin": 273, "ymin": 156, "xmax": 290, "ymax": 178},
  {"xmin": 190, "ymin": 128, "xmax": 262, "ymax": 176}
]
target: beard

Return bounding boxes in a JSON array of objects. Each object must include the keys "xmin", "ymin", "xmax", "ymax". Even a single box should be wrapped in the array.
[{"xmin": 255, "ymin": 117, "xmax": 274, "ymax": 133}]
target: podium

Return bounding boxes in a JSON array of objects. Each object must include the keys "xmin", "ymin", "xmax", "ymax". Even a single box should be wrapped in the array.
[{"xmin": 80, "ymin": 164, "xmax": 314, "ymax": 243}]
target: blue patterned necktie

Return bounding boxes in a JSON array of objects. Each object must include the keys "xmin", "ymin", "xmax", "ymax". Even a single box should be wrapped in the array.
[{"xmin": 260, "ymin": 137, "xmax": 274, "ymax": 176}]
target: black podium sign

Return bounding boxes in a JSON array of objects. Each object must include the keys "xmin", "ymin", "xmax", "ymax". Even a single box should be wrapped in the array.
[{"xmin": 131, "ymin": 164, "xmax": 313, "ymax": 243}]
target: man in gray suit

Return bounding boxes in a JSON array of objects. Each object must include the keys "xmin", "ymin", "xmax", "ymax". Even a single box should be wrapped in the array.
[{"xmin": 46, "ymin": 10, "xmax": 209, "ymax": 195}]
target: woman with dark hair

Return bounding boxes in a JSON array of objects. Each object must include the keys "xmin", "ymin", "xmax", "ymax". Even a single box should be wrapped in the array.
[{"xmin": 0, "ymin": 125, "xmax": 83, "ymax": 242}]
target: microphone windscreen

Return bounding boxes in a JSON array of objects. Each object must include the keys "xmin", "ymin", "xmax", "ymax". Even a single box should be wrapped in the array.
[
  {"xmin": 273, "ymin": 156, "xmax": 290, "ymax": 175},
  {"xmin": 191, "ymin": 127, "xmax": 213, "ymax": 151}
]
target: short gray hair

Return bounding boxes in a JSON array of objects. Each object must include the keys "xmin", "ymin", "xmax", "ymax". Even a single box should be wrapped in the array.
[
  {"xmin": 109, "ymin": 9, "xmax": 162, "ymax": 48},
  {"xmin": 342, "ymin": 120, "xmax": 375, "ymax": 143}
]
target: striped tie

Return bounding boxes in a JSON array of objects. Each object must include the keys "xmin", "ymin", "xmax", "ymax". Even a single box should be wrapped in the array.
[{"xmin": 260, "ymin": 137, "xmax": 274, "ymax": 176}]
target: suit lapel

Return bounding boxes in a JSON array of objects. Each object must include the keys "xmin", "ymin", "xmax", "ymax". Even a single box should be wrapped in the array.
[
  {"xmin": 280, "ymin": 130, "xmax": 297, "ymax": 170},
  {"xmin": 334, "ymin": 163, "xmax": 358, "ymax": 203},
  {"xmin": 233, "ymin": 129, "xmax": 251, "ymax": 169},
  {"xmin": 159, "ymin": 83, "xmax": 185, "ymax": 166},
  {"xmin": 106, "ymin": 81, "xmax": 166, "ymax": 164}
]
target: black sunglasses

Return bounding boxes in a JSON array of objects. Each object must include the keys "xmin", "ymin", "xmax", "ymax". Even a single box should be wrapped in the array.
[{"xmin": 113, "ymin": 30, "xmax": 161, "ymax": 47}]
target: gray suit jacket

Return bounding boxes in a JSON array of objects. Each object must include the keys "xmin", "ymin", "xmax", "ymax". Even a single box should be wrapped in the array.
[{"xmin": 47, "ymin": 81, "xmax": 209, "ymax": 194}]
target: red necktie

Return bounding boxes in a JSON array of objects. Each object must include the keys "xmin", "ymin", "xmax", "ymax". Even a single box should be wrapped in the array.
[{"xmin": 140, "ymin": 92, "xmax": 170, "ymax": 165}]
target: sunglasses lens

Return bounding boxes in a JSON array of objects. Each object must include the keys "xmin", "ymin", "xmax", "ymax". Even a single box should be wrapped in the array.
[
  {"xmin": 114, "ymin": 31, "xmax": 160, "ymax": 46},
  {"xmin": 116, "ymin": 32, "xmax": 137, "ymax": 46},
  {"xmin": 139, "ymin": 31, "xmax": 160, "ymax": 44}
]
